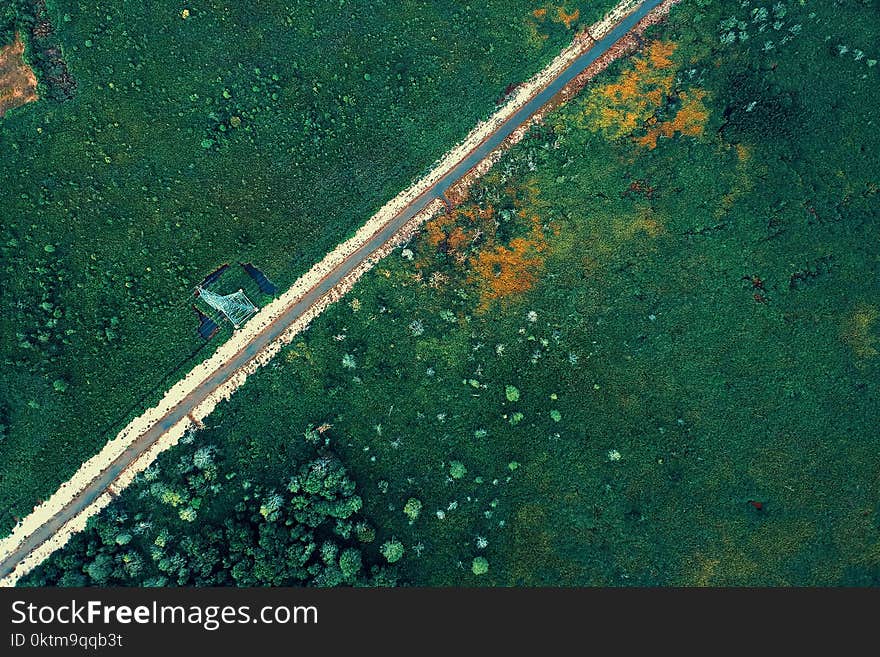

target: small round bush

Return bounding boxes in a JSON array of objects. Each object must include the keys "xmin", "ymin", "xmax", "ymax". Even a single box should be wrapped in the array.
[
  {"xmin": 403, "ymin": 497, "xmax": 422, "ymax": 523},
  {"xmin": 449, "ymin": 461, "xmax": 467, "ymax": 479},
  {"xmin": 380, "ymin": 539, "xmax": 405, "ymax": 564}
]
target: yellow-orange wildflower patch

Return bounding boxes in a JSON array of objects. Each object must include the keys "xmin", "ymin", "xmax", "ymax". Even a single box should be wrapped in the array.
[
  {"xmin": 735, "ymin": 143, "xmax": 752, "ymax": 163},
  {"xmin": 573, "ymin": 39, "xmax": 709, "ymax": 149},
  {"xmin": 529, "ymin": 5, "xmax": 580, "ymax": 39},
  {"xmin": 418, "ymin": 179, "xmax": 553, "ymax": 310},
  {"xmin": 554, "ymin": 7, "xmax": 580, "ymax": 30},
  {"xmin": 636, "ymin": 89, "xmax": 709, "ymax": 149},
  {"xmin": 471, "ymin": 233, "xmax": 546, "ymax": 309}
]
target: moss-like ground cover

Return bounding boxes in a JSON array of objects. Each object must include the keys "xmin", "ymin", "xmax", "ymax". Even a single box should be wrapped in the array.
[
  {"xmin": 21, "ymin": 0, "xmax": 880, "ymax": 585},
  {"xmin": 0, "ymin": 0, "xmax": 619, "ymax": 533}
]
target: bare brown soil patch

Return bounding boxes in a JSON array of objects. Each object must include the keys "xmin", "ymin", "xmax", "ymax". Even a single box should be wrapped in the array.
[{"xmin": 0, "ymin": 34, "xmax": 38, "ymax": 117}]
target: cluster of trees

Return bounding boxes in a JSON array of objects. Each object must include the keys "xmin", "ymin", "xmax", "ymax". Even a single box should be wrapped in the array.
[
  {"xmin": 5, "ymin": 246, "xmax": 72, "ymax": 374},
  {"xmin": 721, "ymin": 68, "xmax": 802, "ymax": 142},
  {"xmin": 22, "ymin": 438, "xmax": 397, "ymax": 587}
]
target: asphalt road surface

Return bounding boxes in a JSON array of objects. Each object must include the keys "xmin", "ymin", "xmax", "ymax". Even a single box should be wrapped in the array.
[{"xmin": 0, "ymin": 0, "xmax": 664, "ymax": 582}]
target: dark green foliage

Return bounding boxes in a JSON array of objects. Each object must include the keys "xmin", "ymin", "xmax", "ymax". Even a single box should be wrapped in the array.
[
  {"xmin": 1, "ymin": 0, "xmax": 76, "ymax": 100},
  {"xmin": 0, "ymin": 1, "xmax": 30, "ymax": 43},
  {"xmin": 720, "ymin": 68, "xmax": 803, "ymax": 143}
]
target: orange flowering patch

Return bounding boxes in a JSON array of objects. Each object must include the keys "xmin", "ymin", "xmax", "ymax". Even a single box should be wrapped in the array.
[
  {"xmin": 669, "ymin": 89, "xmax": 709, "ymax": 135},
  {"xmin": 471, "ymin": 234, "xmax": 545, "ymax": 308},
  {"xmin": 471, "ymin": 180, "xmax": 549, "ymax": 308},
  {"xmin": 574, "ymin": 40, "xmax": 709, "ymax": 149},
  {"xmin": 576, "ymin": 41, "xmax": 677, "ymax": 139},
  {"xmin": 0, "ymin": 34, "xmax": 38, "ymax": 118},
  {"xmin": 636, "ymin": 89, "xmax": 709, "ymax": 149},
  {"xmin": 554, "ymin": 7, "xmax": 580, "ymax": 30},
  {"xmin": 647, "ymin": 40, "xmax": 676, "ymax": 69},
  {"xmin": 424, "ymin": 213, "xmax": 453, "ymax": 250},
  {"xmin": 418, "ymin": 179, "xmax": 552, "ymax": 310},
  {"xmin": 530, "ymin": 5, "xmax": 579, "ymax": 32},
  {"xmin": 422, "ymin": 205, "xmax": 495, "ymax": 260}
]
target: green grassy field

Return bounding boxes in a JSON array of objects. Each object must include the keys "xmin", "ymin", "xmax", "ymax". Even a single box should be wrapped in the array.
[
  {"xmin": 0, "ymin": 0, "xmax": 619, "ymax": 533},
  {"xmin": 19, "ymin": 0, "xmax": 880, "ymax": 586}
]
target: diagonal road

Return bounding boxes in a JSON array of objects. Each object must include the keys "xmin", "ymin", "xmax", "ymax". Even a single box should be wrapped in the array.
[{"xmin": 0, "ymin": 0, "xmax": 665, "ymax": 583}]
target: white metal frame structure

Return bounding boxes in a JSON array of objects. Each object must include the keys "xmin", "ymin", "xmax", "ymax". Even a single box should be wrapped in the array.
[{"xmin": 196, "ymin": 286, "xmax": 258, "ymax": 328}]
